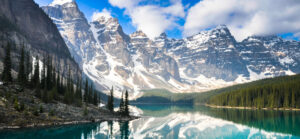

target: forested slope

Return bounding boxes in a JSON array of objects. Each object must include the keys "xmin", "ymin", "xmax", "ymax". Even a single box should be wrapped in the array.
[{"xmin": 208, "ymin": 74, "xmax": 300, "ymax": 109}]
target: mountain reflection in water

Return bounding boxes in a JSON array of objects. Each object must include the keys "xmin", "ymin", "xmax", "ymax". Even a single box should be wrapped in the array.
[{"xmin": 0, "ymin": 105, "xmax": 299, "ymax": 139}]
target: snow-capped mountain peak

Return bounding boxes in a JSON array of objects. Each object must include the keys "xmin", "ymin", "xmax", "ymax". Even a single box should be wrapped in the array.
[
  {"xmin": 130, "ymin": 30, "xmax": 148, "ymax": 39},
  {"xmin": 92, "ymin": 15, "xmax": 114, "ymax": 24},
  {"xmin": 43, "ymin": 1, "xmax": 300, "ymax": 99}
]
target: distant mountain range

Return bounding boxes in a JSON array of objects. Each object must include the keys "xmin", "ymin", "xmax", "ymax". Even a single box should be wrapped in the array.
[{"xmin": 42, "ymin": 0, "xmax": 300, "ymax": 98}]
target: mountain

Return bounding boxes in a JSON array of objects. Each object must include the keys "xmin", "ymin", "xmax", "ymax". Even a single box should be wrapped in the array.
[
  {"xmin": 0, "ymin": 0, "xmax": 80, "ymax": 77},
  {"xmin": 42, "ymin": 0, "xmax": 97, "ymax": 65},
  {"xmin": 42, "ymin": 0, "xmax": 300, "ymax": 98}
]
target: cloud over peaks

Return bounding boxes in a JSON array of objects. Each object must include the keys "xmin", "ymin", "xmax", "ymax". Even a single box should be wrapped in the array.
[
  {"xmin": 184, "ymin": 0, "xmax": 300, "ymax": 41},
  {"xmin": 91, "ymin": 8, "xmax": 112, "ymax": 22},
  {"xmin": 109, "ymin": 0, "xmax": 185, "ymax": 39}
]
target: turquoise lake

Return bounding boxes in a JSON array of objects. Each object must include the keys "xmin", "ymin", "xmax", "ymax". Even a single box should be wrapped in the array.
[{"xmin": 0, "ymin": 105, "xmax": 300, "ymax": 139}]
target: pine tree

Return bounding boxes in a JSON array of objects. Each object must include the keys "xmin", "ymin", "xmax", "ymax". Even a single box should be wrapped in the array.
[
  {"xmin": 124, "ymin": 90, "xmax": 129, "ymax": 116},
  {"xmin": 52, "ymin": 67, "xmax": 56, "ymax": 88},
  {"xmin": 40, "ymin": 57, "xmax": 46, "ymax": 89},
  {"xmin": 107, "ymin": 87, "xmax": 114, "ymax": 112},
  {"xmin": 93, "ymin": 91, "xmax": 98, "ymax": 106},
  {"xmin": 31, "ymin": 56, "xmax": 40, "ymax": 87},
  {"xmin": 46, "ymin": 56, "xmax": 52, "ymax": 90},
  {"xmin": 291, "ymin": 91, "xmax": 296, "ymax": 108},
  {"xmin": 51, "ymin": 67, "xmax": 58, "ymax": 100},
  {"xmin": 88, "ymin": 84, "xmax": 93, "ymax": 103},
  {"xmin": 25, "ymin": 51, "xmax": 31, "ymax": 83},
  {"xmin": 42, "ymin": 56, "xmax": 49, "ymax": 103},
  {"xmin": 18, "ymin": 45, "xmax": 26, "ymax": 86},
  {"xmin": 67, "ymin": 66, "xmax": 71, "ymax": 93},
  {"xmin": 56, "ymin": 68, "xmax": 61, "ymax": 94},
  {"xmin": 283, "ymin": 90, "xmax": 289, "ymax": 108},
  {"xmin": 119, "ymin": 91, "xmax": 124, "ymax": 115},
  {"xmin": 1, "ymin": 43, "xmax": 13, "ymax": 83},
  {"xmin": 84, "ymin": 78, "xmax": 88, "ymax": 102},
  {"xmin": 75, "ymin": 76, "xmax": 82, "ymax": 101}
]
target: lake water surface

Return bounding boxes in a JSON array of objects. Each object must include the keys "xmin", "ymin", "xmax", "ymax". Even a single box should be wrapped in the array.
[{"xmin": 1, "ymin": 105, "xmax": 300, "ymax": 139}]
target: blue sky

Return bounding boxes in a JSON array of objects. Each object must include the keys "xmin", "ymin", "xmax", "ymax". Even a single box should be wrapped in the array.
[
  {"xmin": 35, "ymin": 0, "xmax": 199, "ymax": 39},
  {"xmin": 35, "ymin": 0, "xmax": 300, "ymax": 41}
]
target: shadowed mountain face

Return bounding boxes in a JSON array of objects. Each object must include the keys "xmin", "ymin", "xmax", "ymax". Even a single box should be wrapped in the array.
[
  {"xmin": 42, "ymin": 1, "xmax": 300, "ymax": 98},
  {"xmin": 0, "ymin": 0, "xmax": 80, "ymax": 77}
]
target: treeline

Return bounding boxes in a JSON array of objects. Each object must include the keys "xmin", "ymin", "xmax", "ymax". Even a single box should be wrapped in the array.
[
  {"xmin": 1, "ymin": 43, "xmax": 100, "ymax": 106},
  {"xmin": 132, "ymin": 89, "xmax": 220, "ymax": 105},
  {"xmin": 208, "ymin": 74, "xmax": 300, "ymax": 109}
]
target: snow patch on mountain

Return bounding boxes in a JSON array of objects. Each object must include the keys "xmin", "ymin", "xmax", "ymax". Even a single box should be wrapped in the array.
[
  {"xmin": 279, "ymin": 56, "xmax": 294, "ymax": 65},
  {"xmin": 42, "ymin": 0, "xmax": 300, "ymax": 99}
]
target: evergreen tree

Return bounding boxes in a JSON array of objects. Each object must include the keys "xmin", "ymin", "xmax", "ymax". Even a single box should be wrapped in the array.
[
  {"xmin": 119, "ymin": 91, "xmax": 124, "ymax": 115},
  {"xmin": 208, "ymin": 74, "xmax": 300, "ymax": 109},
  {"xmin": 291, "ymin": 91, "xmax": 296, "ymax": 108},
  {"xmin": 67, "ymin": 66, "xmax": 71, "ymax": 92},
  {"xmin": 42, "ymin": 56, "xmax": 49, "ymax": 103},
  {"xmin": 93, "ymin": 91, "xmax": 98, "ymax": 106},
  {"xmin": 40, "ymin": 57, "xmax": 46, "ymax": 89},
  {"xmin": 124, "ymin": 90, "xmax": 129, "ymax": 116},
  {"xmin": 52, "ymin": 67, "xmax": 56, "ymax": 88},
  {"xmin": 46, "ymin": 56, "xmax": 52, "ymax": 90},
  {"xmin": 84, "ymin": 78, "xmax": 88, "ymax": 102},
  {"xmin": 25, "ymin": 51, "xmax": 31, "ymax": 82},
  {"xmin": 31, "ymin": 56, "xmax": 40, "ymax": 87},
  {"xmin": 283, "ymin": 90, "xmax": 289, "ymax": 108},
  {"xmin": 107, "ymin": 87, "xmax": 114, "ymax": 112},
  {"xmin": 75, "ymin": 76, "xmax": 82, "ymax": 101},
  {"xmin": 56, "ymin": 68, "xmax": 61, "ymax": 94},
  {"xmin": 17, "ymin": 45, "xmax": 26, "ymax": 86},
  {"xmin": 60, "ymin": 76, "xmax": 64, "ymax": 95},
  {"xmin": 51, "ymin": 67, "xmax": 58, "ymax": 100},
  {"xmin": 88, "ymin": 84, "xmax": 93, "ymax": 103},
  {"xmin": 1, "ymin": 43, "xmax": 13, "ymax": 83},
  {"xmin": 79, "ymin": 77, "xmax": 82, "ymax": 100}
]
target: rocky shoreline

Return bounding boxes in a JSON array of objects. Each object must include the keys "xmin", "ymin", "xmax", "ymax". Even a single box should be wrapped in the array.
[
  {"xmin": 205, "ymin": 104, "xmax": 300, "ymax": 111},
  {"xmin": 0, "ymin": 84, "xmax": 139, "ymax": 130},
  {"xmin": 0, "ymin": 116, "xmax": 138, "ymax": 130}
]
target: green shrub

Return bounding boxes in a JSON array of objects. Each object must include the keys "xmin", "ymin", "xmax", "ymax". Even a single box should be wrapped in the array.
[{"xmin": 14, "ymin": 99, "xmax": 20, "ymax": 111}]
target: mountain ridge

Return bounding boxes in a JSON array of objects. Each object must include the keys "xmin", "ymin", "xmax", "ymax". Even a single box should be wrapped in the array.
[
  {"xmin": 42, "ymin": 0, "xmax": 300, "ymax": 98},
  {"xmin": 0, "ymin": 0, "xmax": 80, "ymax": 78}
]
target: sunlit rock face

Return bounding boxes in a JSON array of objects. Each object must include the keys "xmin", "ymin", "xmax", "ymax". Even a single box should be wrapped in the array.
[
  {"xmin": 43, "ymin": 1, "xmax": 300, "ymax": 98},
  {"xmin": 42, "ymin": 1, "xmax": 97, "ymax": 65}
]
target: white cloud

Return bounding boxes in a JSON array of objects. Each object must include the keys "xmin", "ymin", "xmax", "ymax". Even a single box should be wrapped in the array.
[
  {"xmin": 109, "ymin": 0, "xmax": 185, "ymax": 39},
  {"xmin": 91, "ymin": 8, "xmax": 112, "ymax": 22},
  {"xmin": 108, "ymin": 0, "xmax": 140, "ymax": 9},
  {"xmin": 184, "ymin": 0, "xmax": 300, "ymax": 41}
]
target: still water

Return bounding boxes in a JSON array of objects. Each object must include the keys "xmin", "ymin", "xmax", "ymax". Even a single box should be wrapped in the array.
[{"xmin": 0, "ymin": 105, "xmax": 300, "ymax": 139}]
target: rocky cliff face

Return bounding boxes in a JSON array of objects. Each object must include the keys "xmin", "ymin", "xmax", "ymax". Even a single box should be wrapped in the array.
[
  {"xmin": 42, "ymin": 0, "xmax": 300, "ymax": 98},
  {"xmin": 0, "ymin": 0, "xmax": 80, "ymax": 77},
  {"xmin": 42, "ymin": 1, "xmax": 97, "ymax": 65}
]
